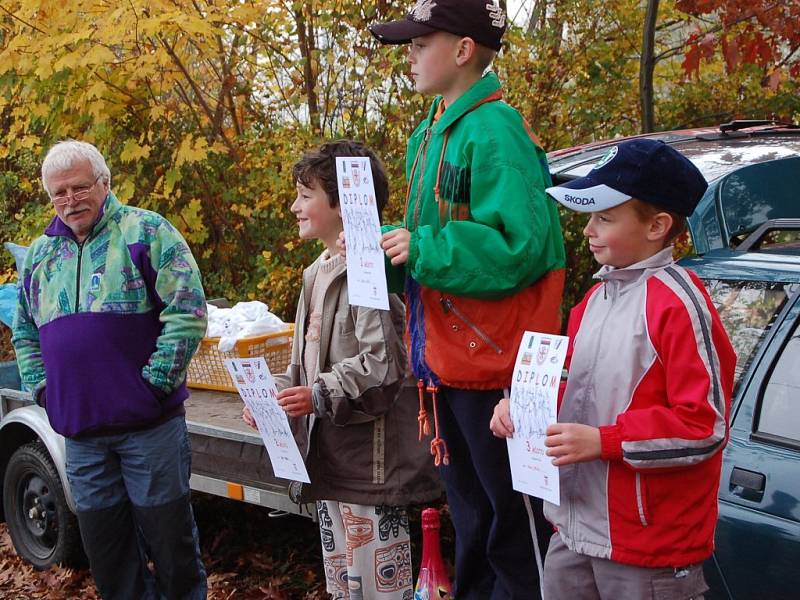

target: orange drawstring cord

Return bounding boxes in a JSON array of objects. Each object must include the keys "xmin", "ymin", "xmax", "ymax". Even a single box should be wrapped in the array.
[
  {"xmin": 417, "ymin": 380, "xmax": 450, "ymax": 466},
  {"xmin": 417, "ymin": 379, "xmax": 431, "ymax": 440},
  {"xmin": 427, "ymin": 383, "xmax": 450, "ymax": 466}
]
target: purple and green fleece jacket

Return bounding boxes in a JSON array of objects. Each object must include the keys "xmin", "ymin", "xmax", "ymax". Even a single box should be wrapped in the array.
[{"xmin": 12, "ymin": 193, "xmax": 207, "ymax": 437}]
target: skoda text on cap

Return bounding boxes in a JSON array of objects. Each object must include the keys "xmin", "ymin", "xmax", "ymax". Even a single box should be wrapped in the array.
[
  {"xmin": 546, "ymin": 138, "xmax": 708, "ymax": 216},
  {"xmin": 369, "ymin": 0, "xmax": 507, "ymax": 52},
  {"xmin": 546, "ymin": 182, "xmax": 633, "ymax": 213}
]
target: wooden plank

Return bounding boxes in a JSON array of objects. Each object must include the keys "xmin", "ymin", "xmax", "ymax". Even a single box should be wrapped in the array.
[{"xmin": 184, "ymin": 389, "xmax": 252, "ymax": 433}]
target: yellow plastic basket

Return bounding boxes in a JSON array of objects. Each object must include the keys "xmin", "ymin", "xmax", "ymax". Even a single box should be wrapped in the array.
[{"xmin": 186, "ymin": 325, "xmax": 294, "ymax": 392}]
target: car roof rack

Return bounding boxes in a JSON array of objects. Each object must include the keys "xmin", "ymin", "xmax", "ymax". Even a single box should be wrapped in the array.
[
  {"xmin": 695, "ymin": 120, "xmax": 799, "ymax": 141},
  {"xmin": 718, "ymin": 120, "xmax": 798, "ymax": 133},
  {"xmin": 736, "ymin": 219, "xmax": 800, "ymax": 253}
]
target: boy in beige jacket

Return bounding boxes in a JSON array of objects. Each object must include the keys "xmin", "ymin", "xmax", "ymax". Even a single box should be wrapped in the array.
[{"xmin": 244, "ymin": 140, "xmax": 440, "ymax": 599}]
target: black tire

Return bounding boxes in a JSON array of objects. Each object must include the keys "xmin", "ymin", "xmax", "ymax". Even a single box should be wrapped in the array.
[{"xmin": 3, "ymin": 441, "xmax": 83, "ymax": 569}]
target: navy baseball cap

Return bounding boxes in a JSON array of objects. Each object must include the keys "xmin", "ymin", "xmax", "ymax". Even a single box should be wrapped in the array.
[
  {"xmin": 546, "ymin": 139, "xmax": 708, "ymax": 216},
  {"xmin": 369, "ymin": 0, "xmax": 507, "ymax": 52}
]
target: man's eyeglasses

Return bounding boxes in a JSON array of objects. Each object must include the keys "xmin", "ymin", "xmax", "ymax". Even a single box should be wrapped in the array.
[{"xmin": 50, "ymin": 176, "xmax": 102, "ymax": 207}]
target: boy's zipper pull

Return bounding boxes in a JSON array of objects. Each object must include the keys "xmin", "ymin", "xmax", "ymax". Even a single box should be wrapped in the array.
[
  {"xmin": 439, "ymin": 296, "xmax": 451, "ymax": 313},
  {"xmin": 603, "ymin": 282, "xmax": 608, "ymax": 300}
]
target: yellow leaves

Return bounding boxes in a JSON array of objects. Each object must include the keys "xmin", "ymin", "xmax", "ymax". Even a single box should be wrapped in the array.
[
  {"xmin": 30, "ymin": 103, "xmax": 51, "ymax": 119},
  {"xmin": 55, "ymin": 32, "xmax": 92, "ymax": 48},
  {"xmin": 82, "ymin": 45, "xmax": 117, "ymax": 68},
  {"xmin": 209, "ymin": 141, "xmax": 228, "ymax": 155},
  {"xmin": 163, "ymin": 169, "xmax": 182, "ymax": 197},
  {"xmin": 139, "ymin": 11, "xmax": 220, "ymax": 39},
  {"xmin": 173, "ymin": 198, "xmax": 208, "ymax": 246},
  {"xmin": 175, "ymin": 136, "xmax": 210, "ymax": 167},
  {"xmin": 120, "ymin": 139, "xmax": 152, "ymax": 163},
  {"xmin": 131, "ymin": 53, "xmax": 161, "ymax": 75},
  {"xmin": 86, "ymin": 99, "xmax": 108, "ymax": 121},
  {"xmin": 50, "ymin": 49, "xmax": 110, "ymax": 80},
  {"xmin": 52, "ymin": 51, "xmax": 82, "ymax": 73},
  {"xmin": 138, "ymin": 13, "xmax": 176, "ymax": 37},
  {"xmin": 231, "ymin": 203, "xmax": 253, "ymax": 218},
  {"xmin": 0, "ymin": 54, "xmax": 14, "ymax": 78},
  {"xmin": 115, "ymin": 179, "xmax": 136, "ymax": 204},
  {"xmin": 33, "ymin": 58, "xmax": 54, "ymax": 80},
  {"xmin": 0, "ymin": 32, "xmax": 36, "ymax": 76},
  {"xmin": 18, "ymin": 136, "xmax": 39, "ymax": 150},
  {"xmin": 175, "ymin": 15, "xmax": 220, "ymax": 37},
  {"xmin": 8, "ymin": 112, "xmax": 27, "ymax": 138},
  {"xmin": 229, "ymin": 4, "xmax": 264, "ymax": 25},
  {"xmin": 85, "ymin": 80, "xmax": 108, "ymax": 100},
  {"xmin": 183, "ymin": 198, "xmax": 204, "ymax": 227}
]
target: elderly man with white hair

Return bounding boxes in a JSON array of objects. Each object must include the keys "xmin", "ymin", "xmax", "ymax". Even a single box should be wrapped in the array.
[{"xmin": 12, "ymin": 140, "xmax": 208, "ymax": 599}]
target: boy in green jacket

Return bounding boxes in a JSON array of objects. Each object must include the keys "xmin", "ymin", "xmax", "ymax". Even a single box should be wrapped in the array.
[{"xmin": 370, "ymin": 1, "xmax": 565, "ymax": 598}]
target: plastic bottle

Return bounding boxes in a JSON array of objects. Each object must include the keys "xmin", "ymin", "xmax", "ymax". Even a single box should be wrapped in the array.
[{"xmin": 414, "ymin": 508, "xmax": 452, "ymax": 600}]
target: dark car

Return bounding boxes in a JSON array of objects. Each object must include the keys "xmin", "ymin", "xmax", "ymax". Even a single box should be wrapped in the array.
[{"xmin": 547, "ymin": 121, "xmax": 800, "ymax": 600}]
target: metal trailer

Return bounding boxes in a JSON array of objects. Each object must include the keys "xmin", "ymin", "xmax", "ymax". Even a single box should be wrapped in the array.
[{"xmin": 0, "ymin": 386, "xmax": 314, "ymax": 569}]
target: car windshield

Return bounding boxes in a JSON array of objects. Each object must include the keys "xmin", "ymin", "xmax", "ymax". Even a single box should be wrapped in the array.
[{"xmin": 703, "ymin": 279, "xmax": 792, "ymax": 390}]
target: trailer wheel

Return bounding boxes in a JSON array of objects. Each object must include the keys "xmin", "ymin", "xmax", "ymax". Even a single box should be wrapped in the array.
[{"xmin": 3, "ymin": 441, "xmax": 83, "ymax": 568}]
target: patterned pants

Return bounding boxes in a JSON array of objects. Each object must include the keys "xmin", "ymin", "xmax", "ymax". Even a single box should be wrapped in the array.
[{"xmin": 317, "ymin": 500, "xmax": 414, "ymax": 600}]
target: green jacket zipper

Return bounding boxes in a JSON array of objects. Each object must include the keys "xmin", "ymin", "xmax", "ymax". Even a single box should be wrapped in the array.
[{"xmin": 410, "ymin": 127, "xmax": 433, "ymax": 230}]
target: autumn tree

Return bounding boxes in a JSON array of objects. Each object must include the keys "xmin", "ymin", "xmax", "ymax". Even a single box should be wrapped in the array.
[
  {"xmin": 678, "ymin": 0, "xmax": 800, "ymax": 87},
  {"xmin": 1, "ymin": 0, "xmax": 795, "ymax": 319},
  {"xmin": 0, "ymin": 0, "xmax": 418, "ymax": 316}
]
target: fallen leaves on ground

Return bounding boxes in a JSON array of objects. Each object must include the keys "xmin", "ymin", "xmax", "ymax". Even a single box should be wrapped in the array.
[
  {"xmin": 0, "ymin": 527, "xmax": 98, "ymax": 598},
  {"xmin": 0, "ymin": 494, "xmax": 329, "ymax": 599},
  {"xmin": 0, "ymin": 325, "xmax": 14, "ymax": 362}
]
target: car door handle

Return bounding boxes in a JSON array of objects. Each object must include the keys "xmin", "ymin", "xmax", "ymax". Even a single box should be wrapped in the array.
[{"xmin": 729, "ymin": 467, "xmax": 766, "ymax": 501}]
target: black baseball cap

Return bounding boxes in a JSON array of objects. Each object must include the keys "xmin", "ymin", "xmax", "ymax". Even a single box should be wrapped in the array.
[
  {"xmin": 546, "ymin": 139, "xmax": 708, "ymax": 216},
  {"xmin": 369, "ymin": 0, "xmax": 507, "ymax": 52}
]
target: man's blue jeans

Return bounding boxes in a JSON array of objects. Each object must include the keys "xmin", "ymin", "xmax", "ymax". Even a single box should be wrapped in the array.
[{"xmin": 65, "ymin": 415, "xmax": 207, "ymax": 600}]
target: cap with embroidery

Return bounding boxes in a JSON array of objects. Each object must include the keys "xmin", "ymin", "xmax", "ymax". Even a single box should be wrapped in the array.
[
  {"xmin": 369, "ymin": 0, "xmax": 507, "ymax": 52},
  {"xmin": 546, "ymin": 138, "xmax": 708, "ymax": 216}
]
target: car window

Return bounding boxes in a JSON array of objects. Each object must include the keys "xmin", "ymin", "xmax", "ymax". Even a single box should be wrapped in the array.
[
  {"xmin": 720, "ymin": 156, "xmax": 800, "ymax": 241},
  {"xmin": 703, "ymin": 279, "xmax": 790, "ymax": 390},
  {"xmin": 757, "ymin": 230, "xmax": 800, "ymax": 255},
  {"xmin": 756, "ymin": 322, "xmax": 800, "ymax": 443}
]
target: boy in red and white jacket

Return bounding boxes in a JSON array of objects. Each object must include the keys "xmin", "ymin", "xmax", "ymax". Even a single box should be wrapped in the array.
[{"xmin": 491, "ymin": 138, "xmax": 736, "ymax": 599}]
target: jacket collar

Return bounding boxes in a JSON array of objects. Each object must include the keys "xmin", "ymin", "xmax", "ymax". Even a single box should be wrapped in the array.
[
  {"xmin": 44, "ymin": 192, "xmax": 121, "ymax": 242},
  {"xmin": 429, "ymin": 71, "xmax": 503, "ymax": 134},
  {"xmin": 594, "ymin": 246, "xmax": 675, "ymax": 287}
]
